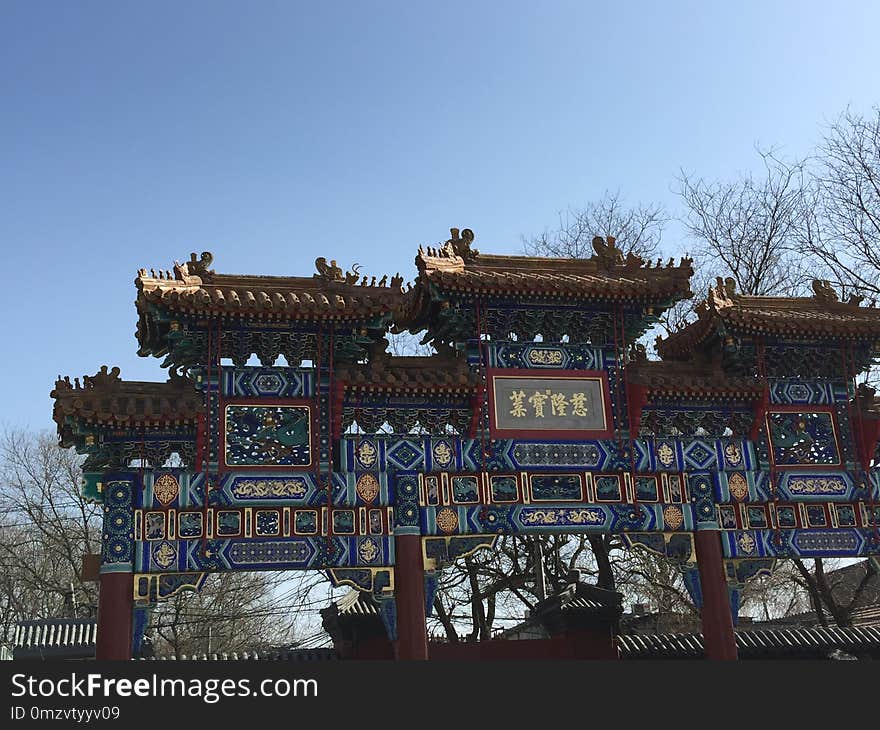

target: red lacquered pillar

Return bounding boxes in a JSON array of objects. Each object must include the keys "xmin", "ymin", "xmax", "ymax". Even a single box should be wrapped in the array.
[
  {"xmin": 96, "ymin": 476, "xmax": 135, "ymax": 660},
  {"xmin": 96, "ymin": 571, "xmax": 134, "ymax": 660},
  {"xmin": 394, "ymin": 534, "xmax": 428, "ymax": 660},
  {"xmin": 694, "ymin": 530, "xmax": 738, "ymax": 660}
]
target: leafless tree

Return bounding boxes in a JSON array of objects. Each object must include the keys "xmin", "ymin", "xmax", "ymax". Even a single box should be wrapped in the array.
[
  {"xmin": 523, "ymin": 191, "xmax": 666, "ymax": 260},
  {"xmin": 430, "ymin": 534, "xmax": 618, "ymax": 641},
  {"xmin": 801, "ymin": 107, "xmax": 880, "ymax": 298},
  {"xmin": 146, "ymin": 570, "xmax": 328, "ymax": 657},
  {"xmin": 0, "ymin": 430, "xmax": 100, "ymax": 646},
  {"xmin": 676, "ymin": 147, "xmax": 811, "ymax": 298},
  {"xmin": 788, "ymin": 558, "xmax": 878, "ymax": 629},
  {"xmin": 0, "ymin": 428, "xmax": 331, "ymax": 656}
]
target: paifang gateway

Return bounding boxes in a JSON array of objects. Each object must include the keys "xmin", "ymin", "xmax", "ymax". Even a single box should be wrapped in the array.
[{"xmin": 51, "ymin": 228, "xmax": 880, "ymax": 660}]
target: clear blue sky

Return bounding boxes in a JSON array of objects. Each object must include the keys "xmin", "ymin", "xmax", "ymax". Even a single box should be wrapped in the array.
[{"xmin": 2, "ymin": 1, "xmax": 879, "ymax": 430}]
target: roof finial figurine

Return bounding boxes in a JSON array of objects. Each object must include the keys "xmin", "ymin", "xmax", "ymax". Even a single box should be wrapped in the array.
[
  {"xmin": 345, "ymin": 264, "xmax": 362, "ymax": 286},
  {"xmin": 173, "ymin": 251, "xmax": 214, "ymax": 281},
  {"xmin": 847, "ymin": 292, "xmax": 865, "ymax": 306},
  {"xmin": 314, "ymin": 257, "xmax": 345, "ymax": 282},
  {"xmin": 812, "ymin": 279, "xmax": 839, "ymax": 303},
  {"xmin": 591, "ymin": 235, "xmax": 625, "ymax": 268},
  {"xmin": 447, "ymin": 227, "xmax": 478, "ymax": 260}
]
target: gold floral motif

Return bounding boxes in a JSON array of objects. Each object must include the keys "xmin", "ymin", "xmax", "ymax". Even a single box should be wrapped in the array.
[
  {"xmin": 358, "ymin": 538, "xmax": 380, "ymax": 563},
  {"xmin": 656, "ymin": 442, "xmax": 675, "ymax": 467},
  {"xmin": 521, "ymin": 508, "xmax": 602, "ymax": 525},
  {"xmin": 724, "ymin": 442, "xmax": 743, "ymax": 467},
  {"xmin": 432, "ymin": 441, "xmax": 453, "ymax": 467},
  {"xmin": 436, "ymin": 508, "xmax": 459, "ymax": 534},
  {"xmin": 152, "ymin": 541, "xmax": 176, "ymax": 569},
  {"xmin": 356, "ymin": 474, "xmax": 380, "ymax": 504},
  {"xmin": 737, "ymin": 532, "xmax": 756, "ymax": 555},
  {"xmin": 522, "ymin": 509, "xmax": 561, "ymax": 524},
  {"xmin": 231, "ymin": 479, "xmax": 307, "ymax": 499},
  {"xmin": 566, "ymin": 509, "xmax": 603, "ymax": 524},
  {"xmin": 437, "ymin": 507, "xmax": 458, "ymax": 534},
  {"xmin": 527, "ymin": 349, "xmax": 564, "ymax": 365},
  {"xmin": 357, "ymin": 440, "xmax": 378, "ymax": 468},
  {"xmin": 153, "ymin": 474, "xmax": 180, "ymax": 506},
  {"xmin": 788, "ymin": 477, "xmax": 845, "ymax": 494},
  {"xmin": 663, "ymin": 505, "xmax": 684, "ymax": 530},
  {"xmin": 728, "ymin": 473, "xmax": 749, "ymax": 501}
]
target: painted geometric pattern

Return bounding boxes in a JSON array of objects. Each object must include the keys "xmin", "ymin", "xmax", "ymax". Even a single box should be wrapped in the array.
[
  {"xmin": 715, "ymin": 501, "xmax": 877, "ymax": 532},
  {"xmin": 650, "ymin": 438, "xmax": 755, "ymax": 473},
  {"xmin": 101, "ymin": 479, "xmax": 134, "ymax": 571},
  {"xmin": 343, "ymin": 436, "xmax": 463, "ymax": 473},
  {"xmin": 224, "ymin": 404, "xmax": 312, "ymax": 467},
  {"xmin": 489, "ymin": 343, "xmax": 602, "ymax": 371},
  {"xmin": 774, "ymin": 472, "xmax": 868, "ymax": 502},
  {"xmin": 143, "ymin": 471, "xmax": 349, "ymax": 508},
  {"xmin": 768, "ymin": 379, "xmax": 846, "ymax": 405},
  {"xmin": 135, "ymin": 535, "xmax": 394, "ymax": 572},
  {"xmin": 721, "ymin": 529, "xmax": 880, "ymax": 559},
  {"xmin": 412, "ymin": 471, "xmax": 691, "ymax": 508},
  {"xmin": 687, "ymin": 472, "xmax": 718, "ymax": 529},
  {"xmin": 421, "ymin": 502, "xmax": 694, "ymax": 536},
  {"xmin": 135, "ymin": 466, "xmax": 880, "ymax": 521},
  {"xmin": 342, "ymin": 435, "xmax": 760, "ymax": 473},
  {"xmin": 134, "ymin": 572, "xmax": 208, "ymax": 603},
  {"xmin": 222, "ymin": 366, "xmax": 313, "ymax": 398},
  {"xmin": 138, "ymin": 470, "xmax": 191, "ymax": 509},
  {"xmin": 134, "ymin": 505, "xmax": 391, "ymax": 543}
]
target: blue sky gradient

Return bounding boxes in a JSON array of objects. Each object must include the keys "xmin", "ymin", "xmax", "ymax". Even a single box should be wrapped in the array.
[{"xmin": 2, "ymin": 1, "xmax": 879, "ymax": 428}]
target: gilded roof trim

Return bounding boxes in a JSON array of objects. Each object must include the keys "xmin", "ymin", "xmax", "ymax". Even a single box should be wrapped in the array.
[
  {"xmin": 51, "ymin": 366, "xmax": 203, "ymax": 432},
  {"xmin": 658, "ymin": 278, "xmax": 880, "ymax": 359},
  {"xmin": 414, "ymin": 230, "xmax": 694, "ymax": 304}
]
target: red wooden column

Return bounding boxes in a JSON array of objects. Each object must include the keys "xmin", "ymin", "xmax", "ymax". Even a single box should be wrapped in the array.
[
  {"xmin": 394, "ymin": 534, "xmax": 428, "ymax": 660},
  {"xmin": 694, "ymin": 530, "xmax": 738, "ymax": 660},
  {"xmin": 96, "ymin": 572, "xmax": 134, "ymax": 660},
  {"xmin": 95, "ymin": 476, "xmax": 136, "ymax": 660}
]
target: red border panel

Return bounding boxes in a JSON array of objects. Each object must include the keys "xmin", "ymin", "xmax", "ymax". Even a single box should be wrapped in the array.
[{"xmin": 487, "ymin": 368, "xmax": 614, "ymax": 440}]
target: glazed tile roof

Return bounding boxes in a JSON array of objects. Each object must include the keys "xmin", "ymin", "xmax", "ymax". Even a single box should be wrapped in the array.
[
  {"xmin": 331, "ymin": 589, "xmax": 380, "ymax": 616},
  {"xmin": 617, "ymin": 626, "xmax": 880, "ymax": 659},
  {"xmin": 139, "ymin": 648, "xmax": 337, "ymax": 661},
  {"xmin": 627, "ymin": 359, "xmax": 765, "ymax": 399},
  {"xmin": 413, "ymin": 229, "xmax": 693, "ymax": 304},
  {"xmin": 136, "ymin": 252, "xmax": 406, "ymax": 323},
  {"xmin": 14, "ymin": 619, "xmax": 97, "ymax": 660},
  {"xmin": 335, "ymin": 353, "xmax": 479, "ymax": 393},
  {"xmin": 658, "ymin": 278, "xmax": 880, "ymax": 359},
  {"xmin": 51, "ymin": 366, "xmax": 203, "ymax": 436}
]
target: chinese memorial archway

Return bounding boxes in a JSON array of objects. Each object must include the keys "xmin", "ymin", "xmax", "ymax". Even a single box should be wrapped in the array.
[{"xmin": 51, "ymin": 229, "xmax": 880, "ymax": 660}]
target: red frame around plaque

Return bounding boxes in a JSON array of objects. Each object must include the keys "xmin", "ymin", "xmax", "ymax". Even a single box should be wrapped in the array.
[
  {"xmin": 219, "ymin": 397, "xmax": 317, "ymax": 472},
  {"xmin": 487, "ymin": 368, "xmax": 614, "ymax": 440}
]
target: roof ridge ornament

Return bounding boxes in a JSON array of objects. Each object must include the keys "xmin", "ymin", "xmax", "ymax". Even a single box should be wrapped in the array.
[
  {"xmin": 175, "ymin": 252, "xmax": 214, "ymax": 282},
  {"xmin": 314, "ymin": 257, "xmax": 346, "ymax": 282},
  {"xmin": 590, "ymin": 235, "xmax": 645, "ymax": 270},
  {"xmin": 447, "ymin": 227, "xmax": 477, "ymax": 260},
  {"xmin": 708, "ymin": 276, "xmax": 737, "ymax": 309},
  {"xmin": 812, "ymin": 279, "xmax": 839, "ymax": 303},
  {"xmin": 83, "ymin": 365, "xmax": 121, "ymax": 389},
  {"xmin": 314, "ymin": 258, "xmax": 403, "ymax": 290}
]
